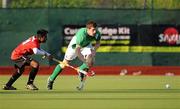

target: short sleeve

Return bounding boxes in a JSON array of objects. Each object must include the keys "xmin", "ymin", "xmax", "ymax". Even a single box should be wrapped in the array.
[
  {"xmin": 95, "ymin": 30, "xmax": 101, "ymax": 41},
  {"xmin": 30, "ymin": 38, "xmax": 40, "ymax": 49},
  {"xmin": 76, "ymin": 29, "xmax": 85, "ymax": 46}
]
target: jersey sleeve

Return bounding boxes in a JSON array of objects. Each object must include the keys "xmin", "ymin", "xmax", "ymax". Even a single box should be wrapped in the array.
[
  {"xmin": 76, "ymin": 29, "xmax": 85, "ymax": 47},
  {"xmin": 95, "ymin": 30, "xmax": 101, "ymax": 41},
  {"xmin": 31, "ymin": 38, "xmax": 40, "ymax": 49}
]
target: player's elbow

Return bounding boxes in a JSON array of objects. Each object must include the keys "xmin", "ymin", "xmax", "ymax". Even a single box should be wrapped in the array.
[{"xmin": 32, "ymin": 48, "xmax": 38, "ymax": 54}]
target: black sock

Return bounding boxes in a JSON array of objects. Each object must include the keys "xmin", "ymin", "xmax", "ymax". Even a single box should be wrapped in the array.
[
  {"xmin": 6, "ymin": 71, "xmax": 22, "ymax": 87},
  {"xmin": 27, "ymin": 67, "xmax": 38, "ymax": 85},
  {"xmin": 80, "ymin": 68, "xmax": 88, "ymax": 81},
  {"xmin": 80, "ymin": 73, "xmax": 85, "ymax": 81}
]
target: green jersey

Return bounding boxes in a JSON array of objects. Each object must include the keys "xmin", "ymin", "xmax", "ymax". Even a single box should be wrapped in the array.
[{"xmin": 75, "ymin": 28, "xmax": 101, "ymax": 48}]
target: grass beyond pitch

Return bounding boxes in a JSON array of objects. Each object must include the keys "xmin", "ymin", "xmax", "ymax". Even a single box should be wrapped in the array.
[{"xmin": 0, "ymin": 75, "xmax": 180, "ymax": 109}]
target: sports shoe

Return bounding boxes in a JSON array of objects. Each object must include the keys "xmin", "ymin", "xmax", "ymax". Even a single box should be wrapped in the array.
[
  {"xmin": 26, "ymin": 84, "xmax": 38, "ymax": 90},
  {"xmin": 47, "ymin": 77, "xmax": 54, "ymax": 90},
  {"xmin": 87, "ymin": 71, "xmax": 95, "ymax": 77},
  {"xmin": 76, "ymin": 86, "xmax": 83, "ymax": 91},
  {"xmin": 76, "ymin": 79, "xmax": 85, "ymax": 91},
  {"xmin": 2, "ymin": 85, "xmax": 17, "ymax": 90}
]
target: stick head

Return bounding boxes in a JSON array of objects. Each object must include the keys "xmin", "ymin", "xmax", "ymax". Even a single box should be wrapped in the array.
[
  {"xmin": 79, "ymin": 69, "xmax": 95, "ymax": 77},
  {"xmin": 87, "ymin": 71, "xmax": 95, "ymax": 77}
]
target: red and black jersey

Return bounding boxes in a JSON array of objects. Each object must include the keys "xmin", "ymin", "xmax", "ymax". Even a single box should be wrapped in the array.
[{"xmin": 11, "ymin": 36, "xmax": 40, "ymax": 60}]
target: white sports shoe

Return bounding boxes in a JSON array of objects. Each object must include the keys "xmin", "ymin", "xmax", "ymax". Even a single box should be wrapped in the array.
[{"xmin": 26, "ymin": 84, "xmax": 38, "ymax": 90}]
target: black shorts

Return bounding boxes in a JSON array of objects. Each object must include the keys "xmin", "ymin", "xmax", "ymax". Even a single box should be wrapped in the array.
[{"xmin": 12, "ymin": 56, "xmax": 33, "ymax": 68}]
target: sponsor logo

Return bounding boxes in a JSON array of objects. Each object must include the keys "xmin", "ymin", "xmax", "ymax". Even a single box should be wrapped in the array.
[{"xmin": 159, "ymin": 27, "xmax": 180, "ymax": 44}]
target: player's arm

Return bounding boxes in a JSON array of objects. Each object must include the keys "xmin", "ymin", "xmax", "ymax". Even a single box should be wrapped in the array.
[
  {"xmin": 75, "ymin": 45, "xmax": 86, "ymax": 63},
  {"xmin": 94, "ymin": 41, "xmax": 100, "ymax": 51},
  {"xmin": 93, "ymin": 31, "xmax": 101, "ymax": 52},
  {"xmin": 32, "ymin": 48, "xmax": 52, "ymax": 59},
  {"xmin": 90, "ymin": 40, "xmax": 100, "ymax": 57}
]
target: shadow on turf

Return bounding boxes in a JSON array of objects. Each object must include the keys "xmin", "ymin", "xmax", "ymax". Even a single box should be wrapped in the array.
[{"xmin": 1, "ymin": 89, "xmax": 180, "ymax": 94}]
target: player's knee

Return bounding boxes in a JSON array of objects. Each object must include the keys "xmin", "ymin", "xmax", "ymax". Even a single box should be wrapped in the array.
[
  {"xmin": 86, "ymin": 55, "xmax": 94, "ymax": 67},
  {"xmin": 30, "ymin": 60, "xmax": 39, "ymax": 68},
  {"xmin": 16, "ymin": 67, "xmax": 25, "ymax": 75},
  {"xmin": 14, "ymin": 64, "xmax": 24, "ymax": 74},
  {"xmin": 59, "ymin": 63, "xmax": 65, "ymax": 68},
  {"xmin": 88, "ymin": 63, "xmax": 93, "ymax": 68},
  {"xmin": 33, "ymin": 63, "xmax": 39, "ymax": 68},
  {"xmin": 86, "ymin": 62, "xmax": 93, "ymax": 67}
]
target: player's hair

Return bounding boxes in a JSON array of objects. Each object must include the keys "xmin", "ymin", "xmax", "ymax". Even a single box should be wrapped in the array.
[
  {"xmin": 37, "ymin": 29, "xmax": 48, "ymax": 37},
  {"xmin": 86, "ymin": 20, "xmax": 97, "ymax": 29}
]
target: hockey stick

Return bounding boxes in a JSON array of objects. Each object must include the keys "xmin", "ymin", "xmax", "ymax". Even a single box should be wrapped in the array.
[{"xmin": 51, "ymin": 58, "xmax": 94, "ymax": 77}]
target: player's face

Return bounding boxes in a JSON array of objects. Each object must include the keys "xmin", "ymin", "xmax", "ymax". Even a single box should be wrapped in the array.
[
  {"xmin": 40, "ymin": 35, "xmax": 47, "ymax": 43},
  {"xmin": 87, "ymin": 27, "xmax": 96, "ymax": 37}
]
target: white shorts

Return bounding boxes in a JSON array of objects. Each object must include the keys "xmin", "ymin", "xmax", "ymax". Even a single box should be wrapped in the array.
[{"xmin": 64, "ymin": 36, "xmax": 93, "ymax": 61}]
